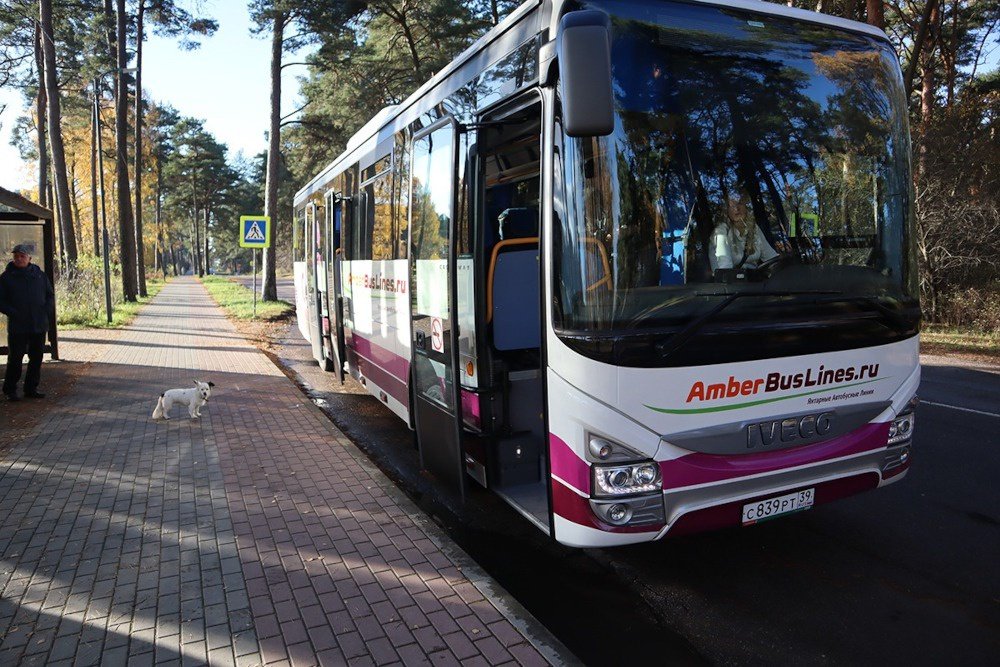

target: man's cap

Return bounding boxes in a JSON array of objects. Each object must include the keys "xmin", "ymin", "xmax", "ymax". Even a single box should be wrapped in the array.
[{"xmin": 11, "ymin": 244, "xmax": 32, "ymax": 255}]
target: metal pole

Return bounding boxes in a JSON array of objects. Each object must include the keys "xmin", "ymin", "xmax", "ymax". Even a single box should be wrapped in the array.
[
  {"xmin": 95, "ymin": 78, "xmax": 112, "ymax": 324},
  {"xmin": 91, "ymin": 84, "xmax": 99, "ymax": 257},
  {"xmin": 252, "ymin": 249, "xmax": 258, "ymax": 318}
]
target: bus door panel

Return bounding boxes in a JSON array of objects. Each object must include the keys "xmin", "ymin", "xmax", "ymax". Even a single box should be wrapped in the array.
[
  {"xmin": 409, "ymin": 119, "xmax": 466, "ymax": 501},
  {"xmin": 326, "ymin": 189, "xmax": 346, "ymax": 381},
  {"xmin": 478, "ymin": 98, "xmax": 548, "ymax": 519},
  {"xmin": 305, "ymin": 202, "xmax": 325, "ymax": 365}
]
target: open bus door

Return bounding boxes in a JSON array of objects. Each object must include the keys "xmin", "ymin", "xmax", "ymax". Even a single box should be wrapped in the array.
[
  {"xmin": 409, "ymin": 119, "xmax": 466, "ymax": 501},
  {"xmin": 324, "ymin": 189, "xmax": 346, "ymax": 382},
  {"xmin": 305, "ymin": 202, "xmax": 325, "ymax": 366}
]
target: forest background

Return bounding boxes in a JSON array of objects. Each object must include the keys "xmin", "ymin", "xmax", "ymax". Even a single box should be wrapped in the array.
[{"xmin": 0, "ymin": 0, "xmax": 997, "ymax": 343}]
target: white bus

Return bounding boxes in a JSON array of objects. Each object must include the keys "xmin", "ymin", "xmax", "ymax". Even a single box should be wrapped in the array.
[{"xmin": 292, "ymin": 0, "xmax": 920, "ymax": 548}]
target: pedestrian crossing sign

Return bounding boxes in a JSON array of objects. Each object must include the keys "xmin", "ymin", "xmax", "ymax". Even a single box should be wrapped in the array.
[{"xmin": 239, "ymin": 216, "xmax": 271, "ymax": 248}]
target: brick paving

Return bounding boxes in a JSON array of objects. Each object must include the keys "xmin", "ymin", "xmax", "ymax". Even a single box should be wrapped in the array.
[{"xmin": 0, "ymin": 277, "xmax": 562, "ymax": 666}]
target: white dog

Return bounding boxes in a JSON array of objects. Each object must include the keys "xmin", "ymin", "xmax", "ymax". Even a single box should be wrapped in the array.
[{"xmin": 151, "ymin": 380, "xmax": 215, "ymax": 420}]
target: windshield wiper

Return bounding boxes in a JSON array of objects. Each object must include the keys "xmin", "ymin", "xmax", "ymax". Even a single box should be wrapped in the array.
[{"xmin": 652, "ymin": 289, "xmax": 838, "ymax": 362}]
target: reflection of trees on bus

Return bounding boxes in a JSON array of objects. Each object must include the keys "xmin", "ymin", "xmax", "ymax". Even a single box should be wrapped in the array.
[
  {"xmin": 583, "ymin": 16, "xmax": 905, "ymax": 303},
  {"xmin": 366, "ymin": 174, "xmax": 394, "ymax": 260},
  {"xmin": 410, "ymin": 179, "xmax": 448, "ymax": 261}
]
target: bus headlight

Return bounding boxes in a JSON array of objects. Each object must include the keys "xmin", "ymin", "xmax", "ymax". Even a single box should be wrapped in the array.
[
  {"xmin": 887, "ymin": 412, "xmax": 914, "ymax": 446},
  {"xmin": 593, "ymin": 461, "xmax": 662, "ymax": 497}
]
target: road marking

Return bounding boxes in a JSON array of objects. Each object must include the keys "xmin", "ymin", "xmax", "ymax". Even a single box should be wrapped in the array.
[{"xmin": 921, "ymin": 399, "xmax": 1000, "ymax": 419}]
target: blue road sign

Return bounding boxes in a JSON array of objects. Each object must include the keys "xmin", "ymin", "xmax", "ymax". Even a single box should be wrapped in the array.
[{"xmin": 240, "ymin": 216, "xmax": 271, "ymax": 248}]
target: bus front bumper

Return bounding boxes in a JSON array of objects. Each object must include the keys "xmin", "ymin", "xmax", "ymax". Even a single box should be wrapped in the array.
[{"xmin": 658, "ymin": 443, "xmax": 911, "ymax": 538}]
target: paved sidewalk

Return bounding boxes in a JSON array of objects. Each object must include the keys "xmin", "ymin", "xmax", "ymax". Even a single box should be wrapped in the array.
[{"xmin": 0, "ymin": 277, "xmax": 563, "ymax": 666}]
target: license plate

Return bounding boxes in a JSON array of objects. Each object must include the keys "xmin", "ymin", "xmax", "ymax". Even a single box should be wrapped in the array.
[{"xmin": 742, "ymin": 488, "xmax": 815, "ymax": 525}]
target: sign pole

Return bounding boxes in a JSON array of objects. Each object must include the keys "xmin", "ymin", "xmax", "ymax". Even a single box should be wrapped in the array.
[{"xmin": 239, "ymin": 214, "xmax": 270, "ymax": 322}]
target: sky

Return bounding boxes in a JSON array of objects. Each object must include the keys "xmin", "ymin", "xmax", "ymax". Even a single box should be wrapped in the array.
[{"xmin": 0, "ymin": 0, "xmax": 310, "ymax": 192}]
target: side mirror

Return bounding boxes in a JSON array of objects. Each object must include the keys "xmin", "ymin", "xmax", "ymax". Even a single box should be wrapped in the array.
[{"xmin": 558, "ymin": 10, "xmax": 614, "ymax": 137}]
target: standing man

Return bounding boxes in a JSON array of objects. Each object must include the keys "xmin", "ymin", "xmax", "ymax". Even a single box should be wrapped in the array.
[{"xmin": 0, "ymin": 244, "xmax": 54, "ymax": 401}]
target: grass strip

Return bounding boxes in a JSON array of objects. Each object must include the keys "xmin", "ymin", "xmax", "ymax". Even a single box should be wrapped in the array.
[
  {"xmin": 922, "ymin": 326, "xmax": 1000, "ymax": 359},
  {"xmin": 200, "ymin": 275, "xmax": 293, "ymax": 321}
]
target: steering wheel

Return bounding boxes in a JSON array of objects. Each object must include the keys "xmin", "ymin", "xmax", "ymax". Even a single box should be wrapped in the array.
[{"xmin": 754, "ymin": 253, "xmax": 792, "ymax": 275}]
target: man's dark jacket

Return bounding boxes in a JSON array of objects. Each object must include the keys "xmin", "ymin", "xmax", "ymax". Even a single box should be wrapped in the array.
[{"xmin": 0, "ymin": 262, "xmax": 55, "ymax": 335}]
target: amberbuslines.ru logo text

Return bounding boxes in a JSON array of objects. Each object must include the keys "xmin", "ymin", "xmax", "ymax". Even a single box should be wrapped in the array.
[{"xmin": 685, "ymin": 363, "xmax": 880, "ymax": 403}]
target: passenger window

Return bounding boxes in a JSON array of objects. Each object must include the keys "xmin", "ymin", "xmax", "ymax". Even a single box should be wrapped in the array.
[
  {"xmin": 371, "ymin": 173, "xmax": 394, "ymax": 261},
  {"xmin": 481, "ymin": 104, "xmax": 542, "ymax": 250},
  {"xmin": 293, "ymin": 207, "xmax": 307, "ymax": 263}
]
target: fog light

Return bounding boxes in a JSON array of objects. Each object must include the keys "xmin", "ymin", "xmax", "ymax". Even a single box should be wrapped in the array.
[
  {"xmin": 607, "ymin": 504, "xmax": 631, "ymax": 524},
  {"xmin": 899, "ymin": 448, "xmax": 910, "ymax": 464},
  {"xmin": 588, "ymin": 437, "xmax": 615, "ymax": 460}
]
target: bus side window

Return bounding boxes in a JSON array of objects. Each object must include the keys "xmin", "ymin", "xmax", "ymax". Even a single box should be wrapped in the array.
[
  {"xmin": 371, "ymin": 172, "xmax": 393, "ymax": 261},
  {"xmin": 481, "ymin": 100, "xmax": 542, "ymax": 358},
  {"xmin": 293, "ymin": 207, "xmax": 306, "ymax": 262},
  {"xmin": 341, "ymin": 169, "xmax": 355, "ymax": 260},
  {"xmin": 357, "ymin": 184, "xmax": 372, "ymax": 260}
]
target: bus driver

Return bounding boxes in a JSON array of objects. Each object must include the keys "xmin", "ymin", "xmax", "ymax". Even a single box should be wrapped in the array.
[{"xmin": 709, "ymin": 193, "xmax": 779, "ymax": 274}]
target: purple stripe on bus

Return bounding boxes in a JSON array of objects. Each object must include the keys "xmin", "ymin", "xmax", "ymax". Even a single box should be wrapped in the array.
[
  {"xmin": 548, "ymin": 434, "xmax": 590, "ymax": 495},
  {"xmin": 350, "ymin": 333, "xmax": 410, "ymax": 380},
  {"xmin": 660, "ymin": 422, "xmax": 890, "ymax": 490},
  {"xmin": 353, "ymin": 350, "xmax": 409, "ymax": 408},
  {"xmin": 347, "ymin": 331, "xmax": 484, "ymax": 426}
]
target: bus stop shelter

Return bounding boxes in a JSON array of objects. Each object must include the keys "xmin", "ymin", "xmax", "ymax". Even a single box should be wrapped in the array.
[{"xmin": 0, "ymin": 186, "xmax": 58, "ymax": 360}]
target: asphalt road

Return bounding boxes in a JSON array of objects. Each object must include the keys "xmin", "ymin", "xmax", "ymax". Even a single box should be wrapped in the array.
[
  {"xmin": 597, "ymin": 356, "xmax": 1000, "ymax": 665},
  {"xmin": 229, "ymin": 274, "xmax": 296, "ymax": 303},
  {"xmin": 272, "ymin": 324, "xmax": 1000, "ymax": 666}
]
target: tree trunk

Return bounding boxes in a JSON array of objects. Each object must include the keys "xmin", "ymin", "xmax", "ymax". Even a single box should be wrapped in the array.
[
  {"xmin": 192, "ymin": 208, "xmax": 201, "ymax": 276},
  {"xmin": 34, "ymin": 23, "xmax": 49, "ymax": 210},
  {"xmin": 135, "ymin": 0, "xmax": 147, "ymax": 296},
  {"xmin": 917, "ymin": 1, "xmax": 940, "ymax": 184},
  {"xmin": 190, "ymin": 175, "xmax": 202, "ymax": 275},
  {"xmin": 904, "ymin": 0, "xmax": 939, "ymax": 95},
  {"xmin": 100, "ymin": 0, "xmax": 115, "ymax": 262},
  {"xmin": 262, "ymin": 10, "xmax": 285, "ymax": 301},
  {"xmin": 943, "ymin": 0, "xmax": 960, "ymax": 108},
  {"xmin": 381, "ymin": 4, "xmax": 423, "ymax": 78},
  {"xmin": 865, "ymin": 0, "xmax": 884, "ymax": 29},
  {"xmin": 53, "ymin": 185, "xmax": 64, "ymax": 266},
  {"xmin": 69, "ymin": 158, "xmax": 81, "ymax": 239},
  {"xmin": 843, "ymin": 0, "xmax": 858, "ymax": 21},
  {"xmin": 115, "ymin": 0, "xmax": 137, "ymax": 301},
  {"xmin": 155, "ymin": 147, "xmax": 162, "ymax": 276},
  {"xmin": 39, "ymin": 0, "xmax": 78, "ymax": 262},
  {"xmin": 204, "ymin": 207, "xmax": 210, "ymax": 275}
]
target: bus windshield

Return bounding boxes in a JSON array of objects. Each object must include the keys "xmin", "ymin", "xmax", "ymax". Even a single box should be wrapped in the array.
[{"xmin": 555, "ymin": 1, "xmax": 918, "ymax": 356}]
